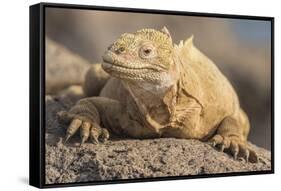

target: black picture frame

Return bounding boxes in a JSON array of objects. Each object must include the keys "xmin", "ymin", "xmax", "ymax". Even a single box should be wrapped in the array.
[{"xmin": 29, "ymin": 2, "xmax": 275, "ymax": 189}]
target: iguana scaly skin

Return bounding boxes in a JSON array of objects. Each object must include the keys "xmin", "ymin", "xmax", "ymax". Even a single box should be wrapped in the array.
[{"xmin": 58, "ymin": 27, "xmax": 258, "ymax": 163}]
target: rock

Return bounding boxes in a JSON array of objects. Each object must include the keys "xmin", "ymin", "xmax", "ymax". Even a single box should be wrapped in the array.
[
  {"xmin": 45, "ymin": 95, "xmax": 271, "ymax": 184},
  {"xmin": 46, "ymin": 37, "xmax": 91, "ymax": 94}
]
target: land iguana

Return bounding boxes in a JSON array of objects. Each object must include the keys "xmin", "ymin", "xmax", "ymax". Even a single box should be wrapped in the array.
[{"xmin": 58, "ymin": 27, "xmax": 258, "ymax": 163}]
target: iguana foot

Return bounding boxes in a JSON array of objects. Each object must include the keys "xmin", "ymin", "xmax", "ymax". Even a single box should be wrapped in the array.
[
  {"xmin": 209, "ymin": 134, "xmax": 258, "ymax": 163},
  {"xmin": 57, "ymin": 111, "xmax": 109, "ymax": 145}
]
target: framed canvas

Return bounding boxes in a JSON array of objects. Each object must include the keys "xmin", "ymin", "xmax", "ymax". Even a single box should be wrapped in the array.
[{"xmin": 29, "ymin": 2, "xmax": 274, "ymax": 188}]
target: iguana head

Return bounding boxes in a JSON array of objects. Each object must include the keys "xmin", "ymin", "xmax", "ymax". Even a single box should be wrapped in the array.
[{"xmin": 102, "ymin": 27, "xmax": 178, "ymax": 91}]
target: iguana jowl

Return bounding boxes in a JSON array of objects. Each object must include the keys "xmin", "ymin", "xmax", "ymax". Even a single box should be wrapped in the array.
[{"xmin": 58, "ymin": 27, "xmax": 258, "ymax": 163}]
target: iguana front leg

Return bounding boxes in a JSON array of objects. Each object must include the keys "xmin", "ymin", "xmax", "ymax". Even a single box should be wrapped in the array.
[
  {"xmin": 58, "ymin": 97, "xmax": 158, "ymax": 144},
  {"xmin": 209, "ymin": 109, "xmax": 258, "ymax": 163},
  {"xmin": 58, "ymin": 97, "xmax": 110, "ymax": 144}
]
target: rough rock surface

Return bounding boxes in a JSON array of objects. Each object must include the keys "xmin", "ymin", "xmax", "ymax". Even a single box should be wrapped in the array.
[
  {"xmin": 46, "ymin": 38, "xmax": 91, "ymax": 94},
  {"xmin": 45, "ymin": 95, "xmax": 271, "ymax": 184}
]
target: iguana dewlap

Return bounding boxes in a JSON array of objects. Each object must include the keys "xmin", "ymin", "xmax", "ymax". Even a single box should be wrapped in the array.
[{"xmin": 58, "ymin": 27, "xmax": 258, "ymax": 163}]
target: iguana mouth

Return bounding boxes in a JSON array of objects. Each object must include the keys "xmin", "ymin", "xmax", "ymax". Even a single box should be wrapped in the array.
[
  {"xmin": 102, "ymin": 51, "xmax": 160, "ymax": 71},
  {"xmin": 102, "ymin": 53, "xmax": 151, "ymax": 72},
  {"xmin": 102, "ymin": 62, "xmax": 151, "ymax": 75}
]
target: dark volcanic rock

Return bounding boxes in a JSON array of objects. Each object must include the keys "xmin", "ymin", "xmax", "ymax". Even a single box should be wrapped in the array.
[{"xmin": 45, "ymin": 95, "xmax": 271, "ymax": 184}]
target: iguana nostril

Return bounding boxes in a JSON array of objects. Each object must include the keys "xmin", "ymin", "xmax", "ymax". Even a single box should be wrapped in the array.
[
  {"xmin": 107, "ymin": 43, "xmax": 114, "ymax": 50},
  {"xmin": 116, "ymin": 46, "xmax": 125, "ymax": 54}
]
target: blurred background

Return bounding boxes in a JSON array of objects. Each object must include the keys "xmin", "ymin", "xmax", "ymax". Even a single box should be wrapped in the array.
[{"xmin": 45, "ymin": 8, "xmax": 272, "ymax": 149}]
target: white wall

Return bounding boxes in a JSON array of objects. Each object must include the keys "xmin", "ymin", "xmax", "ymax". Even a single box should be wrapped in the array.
[{"xmin": 0, "ymin": 0, "xmax": 278, "ymax": 190}]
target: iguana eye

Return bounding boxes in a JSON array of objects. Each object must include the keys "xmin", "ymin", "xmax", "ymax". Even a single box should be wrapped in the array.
[
  {"xmin": 139, "ymin": 45, "xmax": 157, "ymax": 58},
  {"xmin": 144, "ymin": 48, "xmax": 151, "ymax": 55}
]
